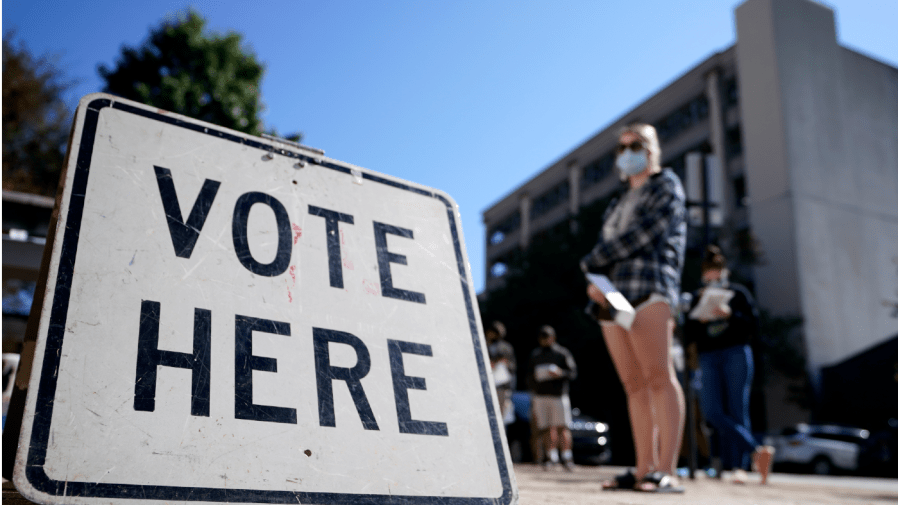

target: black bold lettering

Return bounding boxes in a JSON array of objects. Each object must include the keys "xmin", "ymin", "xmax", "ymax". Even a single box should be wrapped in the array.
[
  {"xmin": 232, "ymin": 192, "xmax": 292, "ymax": 276},
  {"xmin": 234, "ymin": 315, "xmax": 296, "ymax": 424},
  {"xmin": 308, "ymin": 206, "xmax": 354, "ymax": 288},
  {"xmin": 134, "ymin": 300, "xmax": 211, "ymax": 416},
  {"xmin": 313, "ymin": 328, "xmax": 378, "ymax": 430},
  {"xmin": 373, "ymin": 222, "xmax": 426, "ymax": 304},
  {"xmin": 153, "ymin": 165, "xmax": 221, "ymax": 259},
  {"xmin": 388, "ymin": 339, "xmax": 448, "ymax": 436}
]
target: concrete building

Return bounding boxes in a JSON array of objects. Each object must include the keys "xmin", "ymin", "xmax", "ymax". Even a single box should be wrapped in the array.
[
  {"xmin": 481, "ymin": 0, "xmax": 898, "ymax": 430},
  {"xmin": 2, "ymin": 190, "xmax": 54, "ymax": 355}
]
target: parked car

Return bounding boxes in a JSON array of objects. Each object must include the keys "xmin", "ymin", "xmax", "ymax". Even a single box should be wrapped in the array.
[
  {"xmin": 857, "ymin": 418, "xmax": 898, "ymax": 477},
  {"xmin": 764, "ymin": 424, "xmax": 870, "ymax": 475},
  {"xmin": 505, "ymin": 391, "xmax": 611, "ymax": 465}
]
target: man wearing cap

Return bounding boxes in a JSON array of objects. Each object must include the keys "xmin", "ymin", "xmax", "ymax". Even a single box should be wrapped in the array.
[{"xmin": 527, "ymin": 325, "xmax": 578, "ymax": 470}]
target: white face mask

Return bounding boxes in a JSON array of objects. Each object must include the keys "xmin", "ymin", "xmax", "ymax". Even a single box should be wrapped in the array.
[{"xmin": 616, "ymin": 148, "xmax": 648, "ymax": 176}]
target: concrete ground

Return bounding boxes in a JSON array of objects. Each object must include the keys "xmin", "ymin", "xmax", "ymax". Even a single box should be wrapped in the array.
[
  {"xmin": 514, "ymin": 464, "xmax": 898, "ymax": 505},
  {"xmin": 4, "ymin": 466, "xmax": 897, "ymax": 504}
]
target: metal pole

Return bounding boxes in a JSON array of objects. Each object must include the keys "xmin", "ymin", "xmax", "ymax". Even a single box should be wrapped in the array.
[
  {"xmin": 684, "ymin": 330, "xmax": 698, "ymax": 480},
  {"xmin": 702, "ymin": 157, "xmax": 711, "ymax": 251},
  {"xmin": 684, "ymin": 155, "xmax": 711, "ymax": 480}
]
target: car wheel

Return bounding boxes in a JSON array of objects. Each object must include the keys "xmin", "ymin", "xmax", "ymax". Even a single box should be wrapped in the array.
[{"xmin": 811, "ymin": 456, "xmax": 833, "ymax": 475}]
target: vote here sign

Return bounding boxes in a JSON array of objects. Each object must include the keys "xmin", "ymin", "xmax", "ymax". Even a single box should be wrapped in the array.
[{"xmin": 13, "ymin": 94, "xmax": 516, "ymax": 505}]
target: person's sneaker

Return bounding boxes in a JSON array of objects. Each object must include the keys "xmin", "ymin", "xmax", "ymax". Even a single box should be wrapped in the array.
[
  {"xmin": 541, "ymin": 460, "xmax": 559, "ymax": 471},
  {"xmin": 563, "ymin": 460, "xmax": 576, "ymax": 472}
]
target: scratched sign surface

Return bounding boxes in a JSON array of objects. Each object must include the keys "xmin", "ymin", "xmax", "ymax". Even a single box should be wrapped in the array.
[{"xmin": 14, "ymin": 94, "xmax": 516, "ymax": 505}]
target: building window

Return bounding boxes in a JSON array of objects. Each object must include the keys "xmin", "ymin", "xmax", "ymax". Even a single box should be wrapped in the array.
[
  {"xmin": 532, "ymin": 220, "xmax": 571, "ymax": 247},
  {"xmin": 531, "ymin": 180, "xmax": 570, "ymax": 220},
  {"xmin": 734, "ymin": 175, "xmax": 747, "ymax": 207},
  {"xmin": 663, "ymin": 140, "xmax": 711, "ymax": 182},
  {"xmin": 490, "ymin": 262, "xmax": 508, "ymax": 278},
  {"xmin": 581, "ymin": 152, "xmax": 615, "ymax": 189},
  {"xmin": 726, "ymin": 125, "xmax": 743, "ymax": 159},
  {"xmin": 724, "ymin": 77, "xmax": 738, "ymax": 108},
  {"xmin": 2, "ymin": 279, "xmax": 36, "ymax": 317},
  {"xmin": 656, "ymin": 93, "xmax": 710, "ymax": 142},
  {"xmin": 488, "ymin": 211, "xmax": 521, "ymax": 246}
]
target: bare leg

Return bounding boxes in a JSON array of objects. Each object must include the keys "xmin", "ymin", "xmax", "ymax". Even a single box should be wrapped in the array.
[
  {"xmin": 602, "ymin": 323, "xmax": 655, "ymax": 479},
  {"xmin": 629, "ymin": 303, "xmax": 685, "ymax": 476},
  {"xmin": 546, "ymin": 424, "xmax": 559, "ymax": 461},
  {"xmin": 560, "ymin": 427, "xmax": 572, "ymax": 453},
  {"xmin": 753, "ymin": 445, "xmax": 774, "ymax": 484}
]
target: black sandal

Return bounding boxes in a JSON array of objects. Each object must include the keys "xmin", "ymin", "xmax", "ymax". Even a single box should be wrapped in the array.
[
  {"xmin": 636, "ymin": 471, "xmax": 684, "ymax": 493},
  {"xmin": 601, "ymin": 470, "xmax": 637, "ymax": 491}
]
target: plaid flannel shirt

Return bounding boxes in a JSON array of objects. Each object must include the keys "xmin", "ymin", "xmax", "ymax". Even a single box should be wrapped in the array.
[{"xmin": 581, "ymin": 168, "xmax": 687, "ymax": 308}]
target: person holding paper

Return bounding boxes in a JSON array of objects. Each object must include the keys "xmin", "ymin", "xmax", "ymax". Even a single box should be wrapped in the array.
[
  {"xmin": 581, "ymin": 123, "xmax": 687, "ymax": 493},
  {"xmin": 526, "ymin": 325, "xmax": 577, "ymax": 470},
  {"xmin": 485, "ymin": 321, "xmax": 516, "ymax": 425},
  {"xmin": 684, "ymin": 246, "xmax": 773, "ymax": 484}
]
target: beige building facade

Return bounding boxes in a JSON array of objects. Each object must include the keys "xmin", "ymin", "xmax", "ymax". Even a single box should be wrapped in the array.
[{"xmin": 482, "ymin": 0, "xmax": 898, "ymax": 429}]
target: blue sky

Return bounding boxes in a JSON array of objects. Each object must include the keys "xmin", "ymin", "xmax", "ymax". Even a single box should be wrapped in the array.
[{"xmin": 4, "ymin": 0, "xmax": 897, "ymax": 293}]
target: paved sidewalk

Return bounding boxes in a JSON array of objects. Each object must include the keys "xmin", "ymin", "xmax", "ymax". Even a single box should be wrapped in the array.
[
  {"xmin": 5, "ymin": 467, "xmax": 897, "ymax": 504},
  {"xmin": 514, "ymin": 464, "xmax": 898, "ymax": 505}
]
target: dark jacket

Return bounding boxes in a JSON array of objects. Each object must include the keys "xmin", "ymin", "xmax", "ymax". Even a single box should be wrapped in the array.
[
  {"xmin": 527, "ymin": 343, "xmax": 577, "ymax": 397},
  {"xmin": 684, "ymin": 283, "xmax": 759, "ymax": 353}
]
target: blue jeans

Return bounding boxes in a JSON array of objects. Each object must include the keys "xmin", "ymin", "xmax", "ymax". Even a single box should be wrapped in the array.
[{"xmin": 697, "ymin": 344, "xmax": 757, "ymax": 470}]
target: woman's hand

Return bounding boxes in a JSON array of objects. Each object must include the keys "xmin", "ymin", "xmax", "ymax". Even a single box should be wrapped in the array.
[{"xmin": 587, "ymin": 284, "xmax": 607, "ymax": 306}]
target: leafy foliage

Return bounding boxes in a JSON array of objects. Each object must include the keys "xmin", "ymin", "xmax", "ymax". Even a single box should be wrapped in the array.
[
  {"xmin": 2, "ymin": 32, "xmax": 72, "ymax": 197},
  {"xmin": 99, "ymin": 10, "xmax": 299, "ymax": 141}
]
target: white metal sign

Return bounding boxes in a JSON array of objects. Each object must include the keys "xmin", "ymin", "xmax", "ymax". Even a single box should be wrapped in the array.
[{"xmin": 13, "ymin": 94, "xmax": 516, "ymax": 505}]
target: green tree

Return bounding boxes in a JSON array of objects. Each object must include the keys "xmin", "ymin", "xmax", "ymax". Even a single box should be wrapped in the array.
[
  {"xmin": 99, "ymin": 10, "xmax": 299, "ymax": 141},
  {"xmin": 2, "ymin": 32, "xmax": 72, "ymax": 197}
]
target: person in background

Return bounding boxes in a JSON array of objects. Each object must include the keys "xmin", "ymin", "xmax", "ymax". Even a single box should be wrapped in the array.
[
  {"xmin": 684, "ymin": 245, "xmax": 773, "ymax": 484},
  {"xmin": 582, "ymin": 123, "xmax": 687, "ymax": 493},
  {"xmin": 527, "ymin": 325, "xmax": 577, "ymax": 470},
  {"xmin": 485, "ymin": 321, "xmax": 516, "ymax": 425}
]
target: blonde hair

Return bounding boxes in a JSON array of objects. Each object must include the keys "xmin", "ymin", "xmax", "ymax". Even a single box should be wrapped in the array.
[{"xmin": 617, "ymin": 123, "xmax": 662, "ymax": 179}]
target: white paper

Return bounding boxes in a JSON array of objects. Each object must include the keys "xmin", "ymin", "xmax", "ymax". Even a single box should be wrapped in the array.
[
  {"xmin": 585, "ymin": 273, "xmax": 636, "ymax": 330},
  {"xmin": 534, "ymin": 363, "xmax": 562, "ymax": 382},
  {"xmin": 689, "ymin": 287, "xmax": 735, "ymax": 320},
  {"xmin": 492, "ymin": 361, "xmax": 511, "ymax": 387}
]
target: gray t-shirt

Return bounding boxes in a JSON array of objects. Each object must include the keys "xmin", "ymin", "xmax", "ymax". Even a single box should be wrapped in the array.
[{"xmin": 602, "ymin": 185, "xmax": 644, "ymax": 241}]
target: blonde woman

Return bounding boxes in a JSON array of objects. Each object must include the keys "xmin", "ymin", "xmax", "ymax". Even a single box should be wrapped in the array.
[{"xmin": 582, "ymin": 123, "xmax": 687, "ymax": 493}]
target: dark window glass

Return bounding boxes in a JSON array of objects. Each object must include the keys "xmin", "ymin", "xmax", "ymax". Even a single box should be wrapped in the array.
[
  {"xmin": 662, "ymin": 140, "xmax": 711, "ymax": 184},
  {"xmin": 656, "ymin": 94, "xmax": 710, "ymax": 142},
  {"xmin": 734, "ymin": 175, "xmax": 747, "ymax": 208},
  {"xmin": 725, "ymin": 77, "xmax": 738, "ymax": 108},
  {"xmin": 2, "ymin": 279, "xmax": 36, "ymax": 317},
  {"xmin": 726, "ymin": 126, "xmax": 743, "ymax": 159},
  {"xmin": 581, "ymin": 152, "xmax": 616, "ymax": 188},
  {"xmin": 531, "ymin": 180, "xmax": 570, "ymax": 220},
  {"xmin": 488, "ymin": 211, "xmax": 521, "ymax": 245}
]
